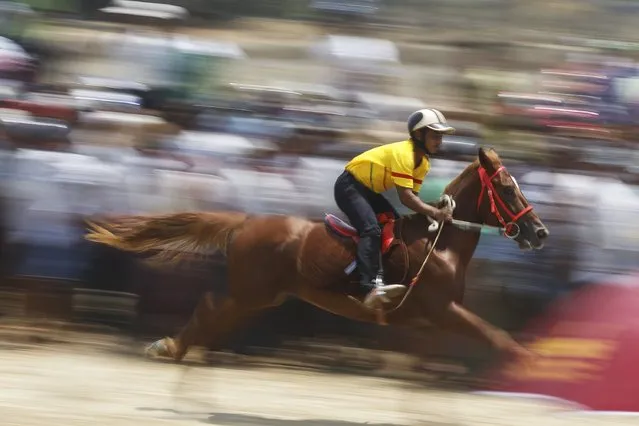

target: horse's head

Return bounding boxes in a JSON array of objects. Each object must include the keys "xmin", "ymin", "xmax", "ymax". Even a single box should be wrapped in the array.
[{"xmin": 475, "ymin": 147, "xmax": 549, "ymax": 250}]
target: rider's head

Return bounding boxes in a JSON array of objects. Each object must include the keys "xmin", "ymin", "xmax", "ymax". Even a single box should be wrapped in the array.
[{"xmin": 407, "ymin": 108, "xmax": 455, "ymax": 156}]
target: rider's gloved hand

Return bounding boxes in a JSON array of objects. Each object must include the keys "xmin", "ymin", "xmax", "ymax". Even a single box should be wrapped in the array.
[{"xmin": 433, "ymin": 207, "xmax": 453, "ymax": 223}]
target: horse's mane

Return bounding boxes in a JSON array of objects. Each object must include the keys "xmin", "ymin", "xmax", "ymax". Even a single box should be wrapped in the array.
[
  {"xmin": 400, "ymin": 160, "xmax": 481, "ymax": 222},
  {"xmin": 401, "ymin": 149, "xmax": 502, "ymax": 221},
  {"xmin": 443, "ymin": 159, "xmax": 480, "ymax": 195},
  {"xmin": 444, "ymin": 148, "xmax": 503, "ymax": 195}
]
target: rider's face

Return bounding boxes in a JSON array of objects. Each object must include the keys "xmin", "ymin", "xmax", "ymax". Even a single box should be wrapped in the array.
[{"xmin": 424, "ymin": 130, "xmax": 444, "ymax": 154}]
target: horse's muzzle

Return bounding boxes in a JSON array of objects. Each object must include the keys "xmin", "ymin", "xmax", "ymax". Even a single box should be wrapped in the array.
[
  {"xmin": 535, "ymin": 226, "xmax": 550, "ymax": 240},
  {"xmin": 529, "ymin": 223, "xmax": 549, "ymax": 250}
]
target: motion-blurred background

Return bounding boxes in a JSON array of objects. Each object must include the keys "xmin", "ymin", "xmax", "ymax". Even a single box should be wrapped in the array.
[{"xmin": 1, "ymin": 0, "xmax": 639, "ymax": 389}]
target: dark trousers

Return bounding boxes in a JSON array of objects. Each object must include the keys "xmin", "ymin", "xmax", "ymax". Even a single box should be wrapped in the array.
[{"xmin": 333, "ymin": 170, "xmax": 397, "ymax": 290}]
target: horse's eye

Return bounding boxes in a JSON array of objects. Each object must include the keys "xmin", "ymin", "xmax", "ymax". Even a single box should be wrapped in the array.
[{"xmin": 503, "ymin": 186, "xmax": 516, "ymax": 197}]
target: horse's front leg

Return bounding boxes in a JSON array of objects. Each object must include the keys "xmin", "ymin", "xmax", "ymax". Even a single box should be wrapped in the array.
[{"xmin": 427, "ymin": 300, "xmax": 535, "ymax": 363}]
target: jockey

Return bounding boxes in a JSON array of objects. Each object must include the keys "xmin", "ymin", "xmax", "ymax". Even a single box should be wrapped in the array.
[{"xmin": 334, "ymin": 108, "xmax": 455, "ymax": 308}]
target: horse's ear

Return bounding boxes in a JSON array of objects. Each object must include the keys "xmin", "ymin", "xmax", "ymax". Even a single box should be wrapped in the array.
[{"xmin": 478, "ymin": 146, "xmax": 494, "ymax": 172}]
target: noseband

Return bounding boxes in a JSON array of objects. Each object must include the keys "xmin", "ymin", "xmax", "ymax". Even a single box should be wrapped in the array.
[{"xmin": 477, "ymin": 166, "xmax": 533, "ymax": 239}]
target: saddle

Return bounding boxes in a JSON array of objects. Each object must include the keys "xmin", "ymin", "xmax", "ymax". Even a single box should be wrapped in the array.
[
  {"xmin": 324, "ymin": 212, "xmax": 397, "ymax": 252},
  {"xmin": 324, "ymin": 212, "xmax": 399, "ymax": 276}
]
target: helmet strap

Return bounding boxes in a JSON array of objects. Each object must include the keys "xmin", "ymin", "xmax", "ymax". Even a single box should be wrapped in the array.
[{"xmin": 411, "ymin": 129, "xmax": 431, "ymax": 155}]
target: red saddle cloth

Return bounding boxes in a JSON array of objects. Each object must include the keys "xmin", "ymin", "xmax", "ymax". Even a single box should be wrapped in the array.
[{"xmin": 324, "ymin": 212, "xmax": 395, "ymax": 254}]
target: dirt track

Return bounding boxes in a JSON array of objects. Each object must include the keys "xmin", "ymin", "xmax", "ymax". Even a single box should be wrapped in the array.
[{"xmin": 0, "ymin": 343, "xmax": 636, "ymax": 426}]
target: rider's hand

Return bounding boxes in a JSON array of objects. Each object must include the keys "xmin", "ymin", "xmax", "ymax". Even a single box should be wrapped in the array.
[{"xmin": 433, "ymin": 207, "xmax": 453, "ymax": 223}]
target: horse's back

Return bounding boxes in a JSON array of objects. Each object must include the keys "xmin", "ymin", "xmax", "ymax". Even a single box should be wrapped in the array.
[
  {"xmin": 222, "ymin": 213, "xmax": 317, "ymax": 298},
  {"xmin": 229, "ymin": 213, "xmax": 315, "ymax": 264},
  {"xmin": 233, "ymin": 213, "xmax": 346, "ymax": 268},
  {"xmin": 237, "ymin": 213, "xmax": 315, "ymax": 246}
]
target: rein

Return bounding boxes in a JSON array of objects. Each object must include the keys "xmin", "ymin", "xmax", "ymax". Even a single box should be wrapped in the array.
[
  {"xmin": 380, "ymin": 217, "xmax": 446, "ymax": 318},
  {"xmin": 477, "ymin": 165, "xmax": 533, "ymax": 239},
  {"xmin": 376, "ymin": 165, "xmax": 535, "ymax": 320},
  {"xmin": 440, "ymin": 165, "xmax": 536, "ymax": 237}
]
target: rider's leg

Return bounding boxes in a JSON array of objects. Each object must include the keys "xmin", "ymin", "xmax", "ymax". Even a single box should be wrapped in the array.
[
  {"xmin": 365, "ymin": 191, "xmax": 400, "ymax": 286},
  {"xmin": 334, "ymin": 171, "xmax": 382, "ymax": 294},
  {"xmin": 357, "ymin": 185, "xmax": 403, "ymax": 290},
  {"xmin": 334, "ymin": 172, "xmax": 405, "ymax": 305},
  {"xmin": 366, "ymin": 190, "xmax": 401, "ymax": 220}
]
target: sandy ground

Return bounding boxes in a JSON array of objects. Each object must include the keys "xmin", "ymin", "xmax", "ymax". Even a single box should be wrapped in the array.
[{"xmin": 0, "ymin": 340, "xmax": 637, "ymax": 426}]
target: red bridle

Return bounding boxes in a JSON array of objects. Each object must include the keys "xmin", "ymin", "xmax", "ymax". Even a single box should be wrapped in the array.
[{"xmin": 477, "ymin": 166, "xmax": 533, "ymax": 239}]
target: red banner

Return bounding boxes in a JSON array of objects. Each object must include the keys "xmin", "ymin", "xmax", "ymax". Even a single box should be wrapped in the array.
[{"xmin": 483, "ymin": 275, "xmax": 639, "ymax": 413}]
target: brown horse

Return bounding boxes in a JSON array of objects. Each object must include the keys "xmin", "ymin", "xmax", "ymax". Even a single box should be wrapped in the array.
[{"xmin": 85, "ymin": 147, "xmax": 549, "ymax": 364}]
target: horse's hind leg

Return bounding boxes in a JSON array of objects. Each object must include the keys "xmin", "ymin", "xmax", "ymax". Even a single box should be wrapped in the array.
[
  {"xmin": 146, "ymin": 292, "xmax": 271, "ymax": 362},
  {"xmin": 146, "ymin": 292, "xmax": 238, "ymax": 361}
]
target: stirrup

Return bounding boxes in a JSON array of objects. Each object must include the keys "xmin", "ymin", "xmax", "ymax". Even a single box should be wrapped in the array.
[
  {"xmin": 364, "ymin": 288, "xmax": 386, "ymax": 307},
  {"xmin": 373, "ymin": 274, "xmax": 386, "ymax": 294}
]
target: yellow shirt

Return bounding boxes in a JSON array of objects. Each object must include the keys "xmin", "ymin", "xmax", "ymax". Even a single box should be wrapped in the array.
[{"xmin": 345, "ymin": 140, "xmax": 430, "ymax": 193}]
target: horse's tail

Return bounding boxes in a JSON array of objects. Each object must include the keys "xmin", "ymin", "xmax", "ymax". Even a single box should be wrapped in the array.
[{"xmin": 85, "ymin": 211, "xmax": 248, "ymax": 264}]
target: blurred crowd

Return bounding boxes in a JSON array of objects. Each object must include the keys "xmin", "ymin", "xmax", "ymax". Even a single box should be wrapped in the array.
[{"xmin": 0, "ymin": 0, "xmax": 638, "ymax": 358}]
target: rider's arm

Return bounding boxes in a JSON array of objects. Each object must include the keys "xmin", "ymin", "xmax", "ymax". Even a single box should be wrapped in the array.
[
  {"xmin": 396, "ymin": 186, "xmax": 441, "ymax": 218},
  {"xmin": 389, "ymin": 145, "xmax": 444, "ymax": 219}
]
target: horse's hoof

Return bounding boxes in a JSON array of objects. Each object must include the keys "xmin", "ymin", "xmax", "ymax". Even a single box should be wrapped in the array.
[{"xmin": 144, "ymin": 337, "xmax": 177, "ymax": 360}]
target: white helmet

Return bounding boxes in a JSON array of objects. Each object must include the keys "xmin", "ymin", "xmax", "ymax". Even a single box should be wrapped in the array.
[{"xmin": 407, "ymin": 108, "xmax": 455, "ymax": 134}]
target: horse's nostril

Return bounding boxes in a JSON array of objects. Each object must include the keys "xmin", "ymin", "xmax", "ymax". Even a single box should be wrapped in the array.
[{"xmin": 536, "ymin": 228, "xmax": 549, "ymax": 239}]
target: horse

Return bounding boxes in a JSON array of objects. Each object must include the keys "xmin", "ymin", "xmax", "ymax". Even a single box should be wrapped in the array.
[{"xmin": 85, "ymin": 147, "xmax": 549, "ymax": 364}]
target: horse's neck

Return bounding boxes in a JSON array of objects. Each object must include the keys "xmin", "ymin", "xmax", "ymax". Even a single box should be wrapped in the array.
[{"xmin": 440, "ymin": 172, "xmax": 483, "ymax": 267}]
